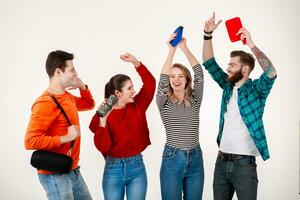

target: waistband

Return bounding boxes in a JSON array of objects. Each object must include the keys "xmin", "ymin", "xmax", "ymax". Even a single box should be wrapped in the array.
[
  {"xmin": 165, "ymin": 144, "xmax": 201, "ymax": 154},
  {"xmin": 105, "ymin": 153, "xmax": 142, "ymax": 164},
  {"xmin": 217, "ymin": 151, "xmax": 255, "ymax": 162}
]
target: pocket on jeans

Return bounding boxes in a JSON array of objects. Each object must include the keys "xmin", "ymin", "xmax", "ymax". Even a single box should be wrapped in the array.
[{"xmin": 162, "ymin": 147, "xmax": 176, "ymax": 158}]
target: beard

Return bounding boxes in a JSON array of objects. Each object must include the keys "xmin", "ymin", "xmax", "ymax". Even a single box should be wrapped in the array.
[{"xmin": 226, "ymin": 70, "xmax": 243, "ymax": 85}]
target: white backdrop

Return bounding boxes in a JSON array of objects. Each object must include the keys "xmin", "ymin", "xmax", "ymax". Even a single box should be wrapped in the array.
[{"xmin": 0, "ymin": 0, "xmax": 299, "ymax": 199}]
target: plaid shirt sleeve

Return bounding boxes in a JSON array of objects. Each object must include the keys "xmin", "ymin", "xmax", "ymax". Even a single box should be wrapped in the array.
[
  {"xmin": 203, "ymin": 57, "xmax": 228, "ymax": 89},
  {"xmin": 253, "ymin": 71, "xmax": 277, "ymax": 99}
]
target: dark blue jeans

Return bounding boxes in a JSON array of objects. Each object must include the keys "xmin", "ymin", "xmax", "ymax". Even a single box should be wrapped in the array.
[
  {"xmin": 213, "ymin": 152, "xmax": 258, "ymax": 200},
  {"xmin": 102, "ymin": 154, "xmax": 147, "ymax": 200},
  {"xmin": 160, "ymin": 144, "xmax": 204, "ymax": 200}
]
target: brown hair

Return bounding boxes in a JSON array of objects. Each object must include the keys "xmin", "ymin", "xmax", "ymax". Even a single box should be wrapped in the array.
[
  {"xmin": 105, "ymin": 74, "xmax": 131, "ymax": 98},
  {"xmin": 168, "ymin": 63, "xmax": 193, "ymax": 106},
  {"xmin": 230, "ymin": 50, "xmax": 255, "ymax": 71},
  {"xmin": 46, "ymin": 50, "xmax": 74, "ymax": 78}
]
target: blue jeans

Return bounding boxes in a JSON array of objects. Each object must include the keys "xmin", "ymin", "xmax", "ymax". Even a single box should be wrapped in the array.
[
  {"xmin": 102, "ymin": 154, "xmax": 147, "ymax": 200},
  {"xmin": 38, "ymin": 167, "xmax": 92, "ymax": 200},
  {"xmin": 160, "ymin": 144, "xmax": 204, "ymax": 200},
  {"xmin": 213, "ymin": 152, "xmax": 258, "ymax": 200}
]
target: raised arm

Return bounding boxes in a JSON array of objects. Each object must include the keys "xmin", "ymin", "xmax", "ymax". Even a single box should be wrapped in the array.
[
  {"xmin": 237, "ymin": 27, "xmax": 277, "ymax": 97},
  {"xmin": 120, "ymin": 53, "xmax": 156, "ymax": 112},
  {"xmin": 156, "ymin": 34, "xmax": 177, "ymax": 109},
  {"xmin": 178, "ymin": 38, "xmax": 204, "ymax": 105},
  {"xmin": 202, "ymin": 13, "xmax": 228, "ymax": 89},
  {"xmin": 202, "ymin": 12, "xmax": 222, "ymax": 62},
  {"xmin": 237, "ymin": 27, "xmax": 277, "ymax": 78}
]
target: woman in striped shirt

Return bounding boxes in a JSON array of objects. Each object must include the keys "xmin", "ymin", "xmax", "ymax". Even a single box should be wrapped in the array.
[{"xmin": 157, "ymin": 34, "xmax": 204, "ymax": 200}]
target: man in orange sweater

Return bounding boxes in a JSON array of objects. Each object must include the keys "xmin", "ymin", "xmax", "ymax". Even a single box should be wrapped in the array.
[{"xmin": 25, "ymin": 50, "xmax": 95, "ymax": 200}]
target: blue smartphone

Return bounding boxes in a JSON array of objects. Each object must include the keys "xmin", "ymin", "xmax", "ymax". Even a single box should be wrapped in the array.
[{"xmin": 170, "ymin": 26, "xmax": 184, "ymax": 47}]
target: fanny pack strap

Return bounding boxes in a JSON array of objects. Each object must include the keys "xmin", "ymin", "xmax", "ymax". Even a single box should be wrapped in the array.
[{"xmin": 50, "ymin": 95, "xmax": 75, "ymax": 154}]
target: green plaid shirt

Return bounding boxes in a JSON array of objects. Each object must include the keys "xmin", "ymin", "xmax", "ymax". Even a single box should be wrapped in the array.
[{"xmin": 203, "ymin": 57, "xmax": 276, "ymax": 161}]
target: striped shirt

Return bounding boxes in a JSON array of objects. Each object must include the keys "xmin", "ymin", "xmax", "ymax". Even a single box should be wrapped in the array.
[{"xmin": 156, "ymin": 64, "xmax": 204, "ymax": 149}]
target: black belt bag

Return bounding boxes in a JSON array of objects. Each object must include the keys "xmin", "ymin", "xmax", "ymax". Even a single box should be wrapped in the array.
[{"xmin": 30, "ymin": 95, "xmax": 74, "ymax": 174}]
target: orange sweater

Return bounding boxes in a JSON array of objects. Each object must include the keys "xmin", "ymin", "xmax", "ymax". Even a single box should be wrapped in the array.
[{"xmin": 25, "ymin": 87, "xmax": 95, "ymax": 174}]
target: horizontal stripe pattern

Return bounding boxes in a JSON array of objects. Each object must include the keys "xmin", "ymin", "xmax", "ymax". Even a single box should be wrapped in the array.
[{"xmin": 156, "ymin": 64, "xmax": 204, "ymax": 149}]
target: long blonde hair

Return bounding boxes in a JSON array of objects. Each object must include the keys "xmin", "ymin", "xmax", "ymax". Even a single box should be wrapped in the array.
[{"xmin": 167, "ymin": 63, "xmax": 193, "ymax": 107}]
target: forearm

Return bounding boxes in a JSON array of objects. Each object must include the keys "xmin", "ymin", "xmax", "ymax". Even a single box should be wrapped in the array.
[
  {"xmin": 180, "ymin": 46, "xmax": 199, "ymax": 66},
  {"xmin": 161, "ymin": 49, "xmax": 175, "ymax": 75},
  {"xmin": 202, "ymin": 39, "xmax": 214, "ymax": 62},
  {"xmin": 251, "ymin": 45, "xmax": 277, "ymax": 78},
  {"xmin": 76, "ymin": 86, "xmax": 95, "ymax": 110}
]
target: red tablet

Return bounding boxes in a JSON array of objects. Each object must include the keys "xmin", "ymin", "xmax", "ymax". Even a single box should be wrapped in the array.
[{"xmin": 225, "ymin": 17, "xmax": 246, "ymax": 44}]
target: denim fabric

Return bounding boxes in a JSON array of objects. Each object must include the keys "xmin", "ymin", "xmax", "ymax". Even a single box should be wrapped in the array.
[
  {"xmin": 160, "ymin": 144, "xmax": 204, "ymax": 200},
  {"xmin": 102, "ymin": 154, "xmax": 147, "ymax": 200},
  {"xmin": 213, "ymin": 153, "xmax": 258, "ymax": 200},
  {"xmin": 38, "ymin": 167, "xmax": 92, "ymax": 200}
]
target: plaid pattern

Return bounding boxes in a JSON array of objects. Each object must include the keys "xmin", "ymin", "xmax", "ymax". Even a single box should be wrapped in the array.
[{"xmin": 203, "ymin": 58, "xmax": 276, "ymax": 161}]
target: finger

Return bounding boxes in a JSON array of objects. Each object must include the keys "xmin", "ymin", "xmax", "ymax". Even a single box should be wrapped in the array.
[
  {"xmin": 236, "ymin": 29, "xmax": 243, "ymax": 35},
  {"xmin": 213, "ymin": 12, "xmax": 215, "ymax": 20},
  {"xmin": 216, "ymin": 19, "xmax": 222, "ymax": 26},
  {"xmin": 67, "ymin": 86, "xmax": 76, "ymax": 90}
]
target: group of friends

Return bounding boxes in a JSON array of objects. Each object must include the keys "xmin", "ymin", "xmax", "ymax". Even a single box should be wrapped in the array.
[{"xmin": 24, "ymin": 13, "xmax": 277, "ymax": 200}]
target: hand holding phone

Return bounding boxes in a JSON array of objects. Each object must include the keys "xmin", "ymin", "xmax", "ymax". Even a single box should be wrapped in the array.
[
  {"xmin": 170, "ymin": 26, "xmax": 184, "ymax": 47},
  {"xmin": 225, "ymin": 17, "xmax": 246, "ymax": 45}
]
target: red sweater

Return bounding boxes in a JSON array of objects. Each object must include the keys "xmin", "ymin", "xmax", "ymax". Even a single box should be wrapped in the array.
[{"xmin": 89, "ymin": 64, "xmax": 156, "ymax": 158}]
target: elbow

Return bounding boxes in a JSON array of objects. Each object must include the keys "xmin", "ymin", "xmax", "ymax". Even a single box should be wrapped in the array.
[{"xmin": 24, "ymin": 137, "xmax": 35, "ymax": 150}]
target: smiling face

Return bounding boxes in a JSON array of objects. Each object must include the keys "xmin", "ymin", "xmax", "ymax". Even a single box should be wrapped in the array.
[
  {"xmin": 226, "ymin": 56, "xmax": 244, "ymax": 85},
  {"xmin": 58, "ymin": 60, "xmax": 78, "ymax": 88},
  {"xmin": 170, "ymin": 67, "xmax": 187, "ymax": 93},
  {"xmin": 115, "ymin": 79, "xmax": 136, "ymax": 104}
]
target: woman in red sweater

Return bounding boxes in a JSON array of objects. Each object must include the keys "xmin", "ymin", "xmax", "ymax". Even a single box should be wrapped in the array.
[{"xmin": 89, "ymin": 53, "xmax": 156, "ymax": 200}]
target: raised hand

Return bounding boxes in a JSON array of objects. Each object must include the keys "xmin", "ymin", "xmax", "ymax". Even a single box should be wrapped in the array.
[
  {"xmin": 120, "ymin": 53, "xmax": 140, "ymax": 67},
  {"xmin": 236, "ymin": 27, "xmax": 255, "ymax": 48},
  {"xmin": 167, "ymin": 33, "xmax": 178, "ymax": 50},
  {"xmin": 178, "ymin": 37, "xmax": 187, "ymax": 50},
  {"xmin": 204, "ymin": 12, "xmax": 222, "ymax": 33},
  {"xmin": 68, "ymin": 77, "xmax": 86, "ymax": 90}
]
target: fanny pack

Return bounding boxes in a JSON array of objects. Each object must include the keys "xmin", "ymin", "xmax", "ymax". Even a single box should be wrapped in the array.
[{"xmin": 30, "ymin": 95, "xmax": 74, "ymax": 174}]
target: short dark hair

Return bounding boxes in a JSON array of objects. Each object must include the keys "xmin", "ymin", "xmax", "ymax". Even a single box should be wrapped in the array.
[
  {"xmin": 105, "ymin": 74, "xmax": 131, "ymax": 98},
  {"xmin": 230, "ymin": 50, "xmax": 255, "ymax": 71},
  {"xmin": 46, "ymin": 50, "xmax": 74, "ymax": 78}
]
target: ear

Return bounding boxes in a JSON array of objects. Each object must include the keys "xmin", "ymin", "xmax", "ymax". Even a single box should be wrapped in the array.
[
  {"xmin": 114, "ymin": 90, "xmax": 122, "ymax": 97},
  {"xmin": 54, "ymin": 68, "xmax": 62, "ymax": 76},
  {"xmin": 242, "ymin": 65, "xmax": 250, "ymax": 75}
]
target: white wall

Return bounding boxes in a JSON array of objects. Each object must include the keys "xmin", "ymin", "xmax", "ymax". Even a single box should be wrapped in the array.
[{"xmin": 0, "ymin": 0, "xmax": 299, "ymax": 199}]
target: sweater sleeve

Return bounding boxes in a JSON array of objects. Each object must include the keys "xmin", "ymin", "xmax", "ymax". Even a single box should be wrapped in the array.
[
  {"xmin": 89, "ymin": 113, "xmax": 112, "ymax": 158},
  {"xmin": 133, "ymin": 63, "xmax": 156, "ymax": 113},
  {"xmin": 24, "ymin": 98, "xmax": 61, "ymax": 150},
  {"xmin": 192, "ymin": 64, "xmax": 204, "ymax": 107},
  {"xmin": 156, "ymin": 74, "xmax": 169, "ymax": 110},
  {"xmin": 72, "ymin": 85, "xmax": 95, "ymax": 111}
]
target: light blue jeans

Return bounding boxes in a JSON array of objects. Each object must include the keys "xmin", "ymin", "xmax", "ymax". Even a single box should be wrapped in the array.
[
  {"xmin": 102, "ymin": 154, "xmax": 147, "ymax": 200},
  {"xmin": 38, "ymin": 167, "xmax": 92, "ymax": 200},
  {"xmin": 160, "ymin": 144, "xmax": 205, "ymax": 200}
]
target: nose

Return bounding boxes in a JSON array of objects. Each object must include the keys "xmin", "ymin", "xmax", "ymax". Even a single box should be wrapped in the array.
[{"xmin": 74, "ymin": 70, "xmax": 78, "ymax": 77}]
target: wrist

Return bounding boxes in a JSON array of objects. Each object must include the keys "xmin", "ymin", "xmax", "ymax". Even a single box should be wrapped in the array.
[
  {"xmin": 79, "ymin": 84, "xmax": 86, "ymax": 91},
  {"xmin": 60, "ymin": 135, "xmax": 68, "ymax": 144},
  {"xmin": 204, "ymin": 29, "xmax": 213, "ymax": 40},
  {"xmin": 248, "ymin": 43, "xmax": 255, "ymax": 49},
  {"xmin": 133, "ymin": 61, "xmax": 141, "ymax": 68}
]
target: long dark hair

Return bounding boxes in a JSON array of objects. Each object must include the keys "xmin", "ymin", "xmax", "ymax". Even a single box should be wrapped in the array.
[{"xmin": 105, "ymin": 74, "xmax": 131, "ymax": 98}]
